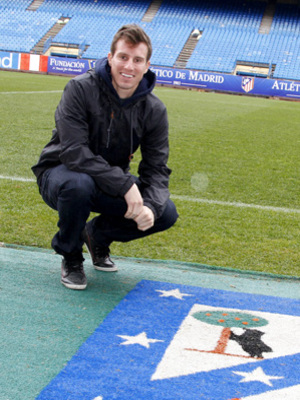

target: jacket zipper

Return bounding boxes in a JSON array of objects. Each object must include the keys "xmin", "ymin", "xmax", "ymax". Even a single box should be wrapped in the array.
[
  {"xmin": 107, "ymin": 105, "xmax": 134, "ymax": 162},
  {"xmin": 106, "ymin": 110, "xmax": 114, "ymax": 148},
  {"xmin": 129, "ymin": 107, "xmax": 134, "ymax": 161}
]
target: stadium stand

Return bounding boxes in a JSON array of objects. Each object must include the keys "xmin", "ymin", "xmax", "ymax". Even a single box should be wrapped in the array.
[{"xmin": 0, "ymin": 0, "xmax": 299, "ymax": 80}]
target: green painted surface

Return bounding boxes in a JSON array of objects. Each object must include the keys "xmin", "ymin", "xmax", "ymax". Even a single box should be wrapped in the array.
[{"xmin": 1, "ymin": 245, "xmax": 299, "ymax": 400}]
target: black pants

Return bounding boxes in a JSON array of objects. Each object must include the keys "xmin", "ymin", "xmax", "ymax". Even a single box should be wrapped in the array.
[{"xmin": 39, "ymin": 164, "xmax": 178, "ymax": 257}]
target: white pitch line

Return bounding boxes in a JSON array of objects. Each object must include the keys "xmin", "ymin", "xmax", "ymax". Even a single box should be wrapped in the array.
[
  {"xmin": 0, "ymin": 175, "xmax": 299, "ymax": 215},
  {"xmin": 0, "ymin": 175, "xmax": 35, "ymax": 182},
  {"xmin": 171, "ymin": 194, "xmax": 300, "ymax": 214},
  {"xmin": 0, "ymin": 90, "xmax": 63, "ymax": 95}
]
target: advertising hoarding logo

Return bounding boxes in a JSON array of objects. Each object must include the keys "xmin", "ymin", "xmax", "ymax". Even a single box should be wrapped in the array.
[{"xmin": 242, "ymin": 77, "xmax": 255, "ymax": 93}]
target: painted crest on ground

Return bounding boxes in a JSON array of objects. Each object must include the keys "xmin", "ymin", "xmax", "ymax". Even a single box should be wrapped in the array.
[{"xmin": 37, "ymin": 280, "xmax": 300, "ymax": 400}]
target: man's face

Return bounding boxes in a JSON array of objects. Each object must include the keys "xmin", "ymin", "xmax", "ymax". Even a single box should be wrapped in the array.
[{"xmin": 108, "ymin": 39, "xmax": 150, "ymax": 99}]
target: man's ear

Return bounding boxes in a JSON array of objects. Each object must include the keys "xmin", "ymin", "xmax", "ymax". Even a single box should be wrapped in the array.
[
  {"xmin": 107, "ymin": 52, "xmax": 112, "ymax": 65},
  {"xmin": 145, "ymin": 60, "xmax": 150, "ymax": 73}
]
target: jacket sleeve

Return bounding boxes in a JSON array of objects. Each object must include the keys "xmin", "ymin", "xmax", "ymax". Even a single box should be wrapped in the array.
[
  {"xmin": 138, "ymin": 97, "xmax": 171, "ymax": 219},
  {"xmin": 56, "ymin": 78, "xmax": 135, "ymax": 197}
]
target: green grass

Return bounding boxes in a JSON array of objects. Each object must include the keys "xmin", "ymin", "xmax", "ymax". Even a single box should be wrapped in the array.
[{"xmin": 0, "ymin": 70, "xmax": 299, "ymax": 276}]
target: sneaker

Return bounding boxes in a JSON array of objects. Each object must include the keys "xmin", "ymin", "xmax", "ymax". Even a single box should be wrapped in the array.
[
  {"xmin": 61, "ymin": 257, "xmax": 87, "ymax": 290},
  {"xmin": 82, "ymin": 225, "xmax": 118, "ymax": 272}
]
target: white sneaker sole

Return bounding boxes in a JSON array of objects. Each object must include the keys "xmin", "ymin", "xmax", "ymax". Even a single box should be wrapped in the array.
[
  {"xmin": 61, "ymin": 280, "xmax": 87, "ymax": 290},
  {"xmin": 93, "ymin": 264, "xmax": 118, "ymax": 272}
]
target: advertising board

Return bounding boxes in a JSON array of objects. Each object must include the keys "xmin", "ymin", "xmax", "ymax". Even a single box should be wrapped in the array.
[
  {"xmin": 0, "ymin": 52, "xmax": 20, "ymax": 70},
  {"xmin": 150, "ymin": 66, "xmax": 300, "ymax": 100}
]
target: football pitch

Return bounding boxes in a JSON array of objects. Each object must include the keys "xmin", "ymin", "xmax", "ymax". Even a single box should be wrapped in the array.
[{"xmin": 0, "ymin": 70, "xmax": 299, "ymax": 277}]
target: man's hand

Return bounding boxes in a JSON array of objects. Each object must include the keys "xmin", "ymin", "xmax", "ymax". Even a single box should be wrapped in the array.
[
  {"xmin": 124, "ymin": 185, "xmax": 154, "ymax": 231},
  {"xmin": 124, "ymin": 184, "xmax": 143, "ymax": 219},
  {"xmin": 134, "ymin": 206, "xmax": 154, "ymax": 231}
]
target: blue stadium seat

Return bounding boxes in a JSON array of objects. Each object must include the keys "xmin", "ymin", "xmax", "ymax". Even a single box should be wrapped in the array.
[{"xmin": 0, "ymin": 0, "xmax": 299, "ymax": 80}]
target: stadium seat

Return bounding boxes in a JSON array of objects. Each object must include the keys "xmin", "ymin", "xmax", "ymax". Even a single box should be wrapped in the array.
[{"xmin": 0, "ymin": 0, "xmax": 299, "ymax": 80}]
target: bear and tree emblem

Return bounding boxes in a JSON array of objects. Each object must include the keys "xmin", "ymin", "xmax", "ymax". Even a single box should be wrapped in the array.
[{"xmin": 188, "ymin": 310, "xmax": 273, "ymax": 359}]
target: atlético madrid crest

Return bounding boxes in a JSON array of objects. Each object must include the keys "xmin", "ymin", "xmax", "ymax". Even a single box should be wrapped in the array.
[
  {"xmin": 37, "ymin": 280, "xmax": 300, "ymax": 400},
  {"xmin": 242, "ymin": 77, "xmax": 255, "ymax": 93}
]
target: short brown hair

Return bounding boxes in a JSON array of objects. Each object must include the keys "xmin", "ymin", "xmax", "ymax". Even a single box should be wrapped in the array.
[{"xmin": 110, "ymin": 24, "xmax": 152, "ymax": 61}]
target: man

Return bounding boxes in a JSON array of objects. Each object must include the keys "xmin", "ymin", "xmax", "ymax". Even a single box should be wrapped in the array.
[{"xmin": 32, "ymin": 24, "xmax": 178, "ymax": 290}]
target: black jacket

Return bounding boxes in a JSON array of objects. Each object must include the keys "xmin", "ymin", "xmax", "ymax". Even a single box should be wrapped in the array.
[{"xmin": 32, "ymin": 58, "xmax": 171, "ymax": 218}]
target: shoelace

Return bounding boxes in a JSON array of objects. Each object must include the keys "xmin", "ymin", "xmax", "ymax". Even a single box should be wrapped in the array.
[
  {"xmin": 94, "ymin": 246, "xmax": 109, "ymax": 259},
  {"xmin": 65, "ymin": 260, "xmax": 84, "ymax": 273}
]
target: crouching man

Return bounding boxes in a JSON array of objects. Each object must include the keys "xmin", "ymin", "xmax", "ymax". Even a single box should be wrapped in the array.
[{"xmin": 32, "ymin": 24, "xmax": 178, "ymax": 290}]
